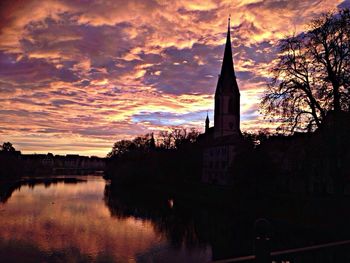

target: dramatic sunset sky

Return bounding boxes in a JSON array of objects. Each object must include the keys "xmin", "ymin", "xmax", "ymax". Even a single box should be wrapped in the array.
[{"xmin": 0, "ymin": 0, "xmax": 349, "ymax": 156}]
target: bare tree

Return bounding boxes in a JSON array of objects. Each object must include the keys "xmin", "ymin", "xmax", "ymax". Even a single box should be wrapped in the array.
[
  {"xmin": 158, "ymin": 130, "xmax": 173, "ymax": 149},
  {"xmin": 187, "ymin": 128, "xmax": 200, "ymax": 143},
  {"xmin": 0, "ymin": 142, "xmax": 15, "ymax": 152},
  {"xmin": 107, "ymin": 133, "xmax": 157, "ymax": 158},
  {"xmin": 157, "ymin": 128, "xmax": 200, "ymax": 149},
  {"xmin": 262, "ymin": 9, "xmax": 350, "ymax": 132},
  {"xmin": 107, "ymin": 140, "xmax": 134, "ymax": 158},
  {"xmin": 171, "ymin": 128, "xmax": 187, "ymax": 148}
]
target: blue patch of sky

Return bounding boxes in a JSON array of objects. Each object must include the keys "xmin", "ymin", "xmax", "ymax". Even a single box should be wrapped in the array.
[{"xmin": 132, "ymin": 110, "xmax": 214, "ymax": 127}]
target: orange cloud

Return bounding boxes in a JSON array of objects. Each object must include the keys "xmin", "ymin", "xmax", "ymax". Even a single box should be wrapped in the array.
[{"xmin": 0, "ymin": 0, "xmax": 346, "ymax": 155}]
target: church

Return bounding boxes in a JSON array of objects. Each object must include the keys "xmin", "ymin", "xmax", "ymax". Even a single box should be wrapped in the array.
[{"xmin": 200, "ymin": 18, "xmax": 250, "ymax": 185}]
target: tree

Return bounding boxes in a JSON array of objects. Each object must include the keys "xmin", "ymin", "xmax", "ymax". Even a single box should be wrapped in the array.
[
  {"xmin": 0, "ymin": 142, "xmax": 15, "ymax": 152},
  {"xmin": 262, "ymin": 9, "xmax": 350, "ymax": 132},
  {"xmin": 158, "ymin": 130, "xmax": 173, "ymax": 149},
  {"xmin": 157, "ymin": 128, "xmax": 200, "ymax": 149},
  {"xmin": 186, "ymin": 128, "xmax": 200, "ymax": 143},
  {"xmin": 107, "ymin": 128, "xmax": 200, "ymax": 158},
  {"xmin": 107, "ymin": 140, "xmax": 134, "ymax": 158},
  {"xmin": 171, "ymin": 128, "xmax": 187, "ymax": 149},
  {"xmin": 107, "ymin": 133, "xmax": 156, "ymax": 158},
  {"xmin": 242, "ymin": 129, "xmax": 271, "ymax": 146}
]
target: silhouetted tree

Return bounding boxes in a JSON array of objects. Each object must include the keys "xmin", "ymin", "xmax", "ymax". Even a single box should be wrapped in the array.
[
  {"xmin": 105, "ymin": 128, "xmax": 201, "ymax": 183},
  {"xmin": 107, "ymin": 133, "xmax": 158, "ymax": 158},
  {"xmin": 158, "ymin": 130, "xmax": 174, "ymax": 149},
  {"xmin": 0, "ymin": 142, "xmax": 16, "ymax": 152},
  {"xmin": 262, "ymin": 9, "xmax": 350, "ymax": 132},
  {"xmin": 186, "ymin": 128, "xmax": 200, "ymax": 143},
  {"xmin": 0, "ymin": 142, "xmax": 23, "ymax": 178},
  {"xmin": 172, "ymin": 128, "xmax": 187, "ymax": 149},
  {"xmin": 107, "ymin": 140, "xmax": 134, "ymax": 158},
  {"xmin": 157, "ymin": 128, "xmax": 200, "ymax": 149},
  {"xmin": 242, "ymin": 129, "xmax": 271, "ymax": 146}
]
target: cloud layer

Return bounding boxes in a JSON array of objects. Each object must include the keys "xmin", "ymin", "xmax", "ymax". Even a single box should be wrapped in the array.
[{"xmin": 0, "ymin": 0, "xmax": 345, "ymax": 156}]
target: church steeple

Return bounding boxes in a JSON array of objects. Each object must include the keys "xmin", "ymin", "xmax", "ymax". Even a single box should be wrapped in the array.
[
  {"xmin": 149, "ymin": 132, "xmax": 156, "ymax": 150},
  {"xmin": 216, "ymin": 17, "xmax": 239, "ymax": 96},
  {"xmin": 214, "ymin": 17, "xmax": 241, "ymax": 138},
  {"xmin": 220, "ymin": 16, "xmax": 235, "ymax": 78},
  {"xmin": 205, "ymin": 112, "xmax": 210, "ymax": 133}
]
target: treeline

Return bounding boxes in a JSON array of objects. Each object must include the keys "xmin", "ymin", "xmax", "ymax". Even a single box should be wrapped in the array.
[
  {"xmin": 105, "ymin": 128, "xmax": 202, "ymax": 185},
  {"xmin": 0, "ymin": 142, "xmax": 22, "ymax": 179},
  {"xmin": 107, "ymin": 128, "xmax": 200, "ymax": 158},
  {"xmin": 0, "ymin": 142, "xmax": 105, "ymax": 180}
]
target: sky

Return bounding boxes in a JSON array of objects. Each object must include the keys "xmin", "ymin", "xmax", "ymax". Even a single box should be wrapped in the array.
[{"xmin": 0, "ymin": 0, "xmax": 349, "ymax": 156}]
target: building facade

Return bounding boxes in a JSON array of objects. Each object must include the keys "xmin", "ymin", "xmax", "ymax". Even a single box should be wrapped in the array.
[{"xmin": 201, "ymin": 19, "xmax": 249, "ymax": 185}]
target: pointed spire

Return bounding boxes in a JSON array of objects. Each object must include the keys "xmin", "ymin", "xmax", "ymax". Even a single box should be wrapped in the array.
[
  {"xmin": 149, "ymin": 132, "xmax": 156, "ymax": 149},
  {"xmin": 228, "ymin": 14, "xmax": 231, "ymax": 30},
  {"xmin": 220, "ymin": 16, "xmax": 235, "ymax": 77},
  {"xmin": 205, "ymin": 111, "xmax": 210, "ymax": 133}
]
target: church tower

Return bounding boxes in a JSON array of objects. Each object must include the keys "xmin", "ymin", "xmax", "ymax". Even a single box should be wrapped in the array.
[
  {"xmin": 214, "ymin": 18, "xmax": 240, "ymax": 138},
  {"xmin": 205, "ymin": 112, "xmax": 210, "ymax": 133}
]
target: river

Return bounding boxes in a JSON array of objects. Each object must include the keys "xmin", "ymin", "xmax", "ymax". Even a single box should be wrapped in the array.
[
  {"xmin": 1, "ymin": 175, "xmax": 349, "ymax": 263},
  {"xmin": 0, "ymin": 176, "xmax": 211, "ymax": 263}
]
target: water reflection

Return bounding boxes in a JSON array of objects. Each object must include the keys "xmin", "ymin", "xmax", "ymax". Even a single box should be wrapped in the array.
[
  {"xmin": 0, "ymin": 176, "xmax": 210, "ymax": 263},
  {"xmin": 103, "ymin": 183, "xmax": 254, "ymax": 260},
  {"xmin": 103, "ymin": 182, "xmax": 350, "ymax": 262},
  {"xmin": 0, "ymin": 177, "xmax": 86, "ymax": 203},
  {"xmin": 2, "ymin": 177, "xmax": 350, "ymax": 262}
]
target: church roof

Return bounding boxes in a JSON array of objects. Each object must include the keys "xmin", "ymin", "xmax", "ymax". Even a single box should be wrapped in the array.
[
  {"xmin": 215, "ymin": 18, "xmax": 239, "ymax": 96},
  {"xmin": 221, "ymin": 18, "xmax": 234, "ymax": 77}
]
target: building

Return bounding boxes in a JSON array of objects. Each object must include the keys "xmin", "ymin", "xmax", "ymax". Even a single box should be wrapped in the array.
[{"xmin": 200, "ymin": 18, "xmax": 250, "ymax": 185}]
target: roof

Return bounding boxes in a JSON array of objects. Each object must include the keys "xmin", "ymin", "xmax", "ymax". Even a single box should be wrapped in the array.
[{"xmin": 215, "ymin": 18, "xmax": 240, "ymax": 96}]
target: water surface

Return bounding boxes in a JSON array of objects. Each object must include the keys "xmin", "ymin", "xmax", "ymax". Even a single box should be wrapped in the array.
[
  {"xmin": 2, "ymin": 176, "xmax": 350, "ymax": 263},
  {"xmin": 0, "ymin": 176, "xmax": 211, "ymax": 262}
]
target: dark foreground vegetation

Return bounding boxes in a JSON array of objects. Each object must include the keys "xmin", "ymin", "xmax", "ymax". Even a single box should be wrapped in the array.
[{"xmin": 105, "ymin": 128, "xmax": 202, "ymax": 185}]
